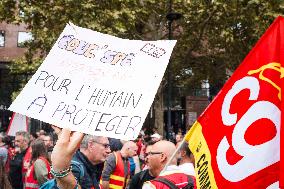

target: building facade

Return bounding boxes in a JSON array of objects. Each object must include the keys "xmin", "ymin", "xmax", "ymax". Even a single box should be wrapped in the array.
[{"xmin": 0, "ymin": 22, "xmax": 31, "ymax": 131}]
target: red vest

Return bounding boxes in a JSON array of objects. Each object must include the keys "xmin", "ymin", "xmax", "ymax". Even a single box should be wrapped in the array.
[
  {"xmin": 105, "ymin": 151, "xmax": 130, "ymax": 189},
  {"xmin": 147, "ymin": 172, "xmax": 196, "ymax": 189},
  {"xmin": 25, "ymin": 157, "xmax": 52, "ymax": 189},
  {"xmin": 22, "ymin": 146, "xmax": 32, "ymax": 182}
]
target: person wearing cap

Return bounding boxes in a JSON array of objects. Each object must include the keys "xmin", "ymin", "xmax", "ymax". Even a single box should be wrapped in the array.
[{"xmin": 150, "ymin": 133, "xmax": 161, "ymax": 142}]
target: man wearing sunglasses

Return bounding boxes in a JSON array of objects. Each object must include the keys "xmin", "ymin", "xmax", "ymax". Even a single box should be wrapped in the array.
[
  {"xmin": 142, "ymin": 140, "xmax": 196, "ymax": 189},
  {"xmin": 100, "ymin": 141, "xmax": 138, "ymax": 189}
]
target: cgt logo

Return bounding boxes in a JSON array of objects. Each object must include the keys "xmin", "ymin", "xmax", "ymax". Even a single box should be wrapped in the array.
[{"xmin": 216, "ymin": 63, "xmax": 282, "ymax": 182}]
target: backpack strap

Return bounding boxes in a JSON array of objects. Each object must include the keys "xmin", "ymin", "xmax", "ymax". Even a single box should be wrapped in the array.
[
  {"xmin": 39, "ymin": 179, "xmax": 56, "ymax": 189},
  {"xmin": 71, "ymin": 160, "xmax": 85, "ymax": 183},
  {"xmin": 138, "ymin": 170, "xmax": 148, "ymax": 188},
  {"xmin": 153, "ymin": 177, "xmax": 179, "ymax": 189},
  {"xmin": 184, "ymin": 175, "xmax": 194, "ymax": 189},
  {"xmin": 71, "ymin": 160, "xmax": 100, "ymax": 189},
  {"xmin": 39, "ymin": 161, "xmax": 84, "ymax": 189}
]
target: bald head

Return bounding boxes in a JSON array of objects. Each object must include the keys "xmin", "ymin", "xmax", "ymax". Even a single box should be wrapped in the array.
[
  {"xmin": 145, "ymin": 140, "xmax": 177, "ymax": 176},
  {"xmin": 121, "ymin": 141, "xmax": 138, "ymax": 158},
  {"xmin": 152, "ymin": 140, "xmax": 177, "ymax": 164},
  {"xmin": 122, "ymin": 141, "xmax": 136, "ymax": 149}
]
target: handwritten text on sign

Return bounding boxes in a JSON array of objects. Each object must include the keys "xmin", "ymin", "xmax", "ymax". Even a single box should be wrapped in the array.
[{"xmin": 9, "ymin": 23, "xmax": 176, "ymax": 140}]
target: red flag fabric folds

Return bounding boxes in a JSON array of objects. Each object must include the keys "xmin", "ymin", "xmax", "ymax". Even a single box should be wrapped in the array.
[{"xmin": 185, "ymin": 16, "xmax": 284, "ymax": 189}]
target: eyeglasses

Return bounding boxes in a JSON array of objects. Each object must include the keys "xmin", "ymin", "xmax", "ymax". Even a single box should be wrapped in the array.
[
  {"xmin": 93, "ymin": 141, "xmax": 110, "ymax": 149},
  {"xmin": 145, "ymin": 151, "xmax": 163, "ymax": 157}
]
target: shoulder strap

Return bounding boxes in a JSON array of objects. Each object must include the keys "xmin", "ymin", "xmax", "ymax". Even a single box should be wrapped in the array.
[
  {"xmin": 183, "ymin": 175, "xmax": 194, "ymax": 189},
  {"xmin": 153, "ymin": 177, "xmax": 179, "ymax": 189},
  {"xmin": 71, "ymin": 160, "xmax": 85, "ymax": 181},
  {"xmin": 39, "ymin": 179, "xmax": 56, "ymax": 189},
  {"xmin": 138, "ymin": 170, "xmax": 148, "ymax": 187},
  {"xmin": 139, "ymin": 170, "xmax": 147, "ymax": 180}
]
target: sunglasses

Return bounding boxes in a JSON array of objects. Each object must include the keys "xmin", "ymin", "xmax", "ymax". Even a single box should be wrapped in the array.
[
  {"xmin": 145, "ymin": 151, "xmax": 163, "ymax": 157},
  {"xmin": 93, "ymin": 141, "xmax": 110, "ymax": 149}
]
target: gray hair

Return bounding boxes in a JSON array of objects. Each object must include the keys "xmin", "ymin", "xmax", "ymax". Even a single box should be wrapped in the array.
[
  {"xmin": 15, "ymin": 131, "xmax": 30, "ymax": 143},
  {"xmin": 80, "ymin": 135, "xmax": 103, "ymax": 149}
]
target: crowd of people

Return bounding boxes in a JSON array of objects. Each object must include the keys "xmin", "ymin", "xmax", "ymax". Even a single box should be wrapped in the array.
[
  {"xmin": 0, "ymin": 126, "xmax": 196, "ymax": 189},
  {"xmin": 0, "ymin": 129, "xmax": 55, "ymax": 189}
]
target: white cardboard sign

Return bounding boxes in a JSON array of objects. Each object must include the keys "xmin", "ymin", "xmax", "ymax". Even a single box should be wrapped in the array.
[{"xmin": 9, "ymin": 23, "xmax": 176, "ymax": 140}]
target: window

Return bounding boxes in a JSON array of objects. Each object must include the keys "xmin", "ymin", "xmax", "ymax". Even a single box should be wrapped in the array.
[
  {"xmin": 0, "ymin": 31, "xmax": 5, "ymax": 47},
  {"xmin": 17, "ymin": 31, "xmax": 33, "ymax": 47}
]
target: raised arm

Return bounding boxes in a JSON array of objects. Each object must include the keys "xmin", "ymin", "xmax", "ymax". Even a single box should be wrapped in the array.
[{"xmin": 51, "ymin": 128, "xmax": 84, "ymax": 189}]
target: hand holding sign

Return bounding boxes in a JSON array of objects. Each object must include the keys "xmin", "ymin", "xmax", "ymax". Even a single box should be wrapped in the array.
[
  {"xmin": 51, "ymin": 128, "xmax": 84, "ymax": 189},
  {"xmin": 51, "ymin": 128, "xmax": 84, "ymax": 171}
]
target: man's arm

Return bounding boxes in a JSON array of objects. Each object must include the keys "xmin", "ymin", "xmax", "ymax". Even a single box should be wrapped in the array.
[
  {"xmin": 51, "ymin": 128, "xmax": 84, "ymax": 189},
  {"xmin": 101, "ymin": 153, "xmax": 116, "ymax": 189}
]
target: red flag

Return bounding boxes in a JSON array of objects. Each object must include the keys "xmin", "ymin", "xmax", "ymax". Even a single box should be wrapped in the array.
[
  {"xmin": 6, "ymin": 112, "xmax": 28, "ymax": 136},
  {"xmin": 185, "ymin": 16, "xmax": 284, "ymax": 189}
]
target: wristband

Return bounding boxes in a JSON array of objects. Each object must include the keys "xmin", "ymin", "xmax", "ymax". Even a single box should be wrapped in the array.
[{"xmin": 50, "ymin": 165, "xmax": 72, "ymax": 178}]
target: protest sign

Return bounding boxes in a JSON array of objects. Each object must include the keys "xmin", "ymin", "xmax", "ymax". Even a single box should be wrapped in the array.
[
  {"xmin": 9, "ymin": 23, "xmax": 176, "ymax": 140},
  {"xmin": 185, "ymin": 16, "xmax": 284, "ymax": 188}
]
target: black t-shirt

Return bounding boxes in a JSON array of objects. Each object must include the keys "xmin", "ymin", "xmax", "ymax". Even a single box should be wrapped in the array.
[
  {"xmin": 8, "ymin": 148, "xmax": 28, "ymax": 189},
  {"xmin": 128, "ymin": 169, "xmax": 155, "ymax": 189}
]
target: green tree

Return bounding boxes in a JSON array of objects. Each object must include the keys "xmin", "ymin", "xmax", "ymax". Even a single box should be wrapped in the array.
[
  {"xmin": 0, "ymin": 0, "xmax": 170, "ymax": 134},
  {"xmin": 172, "ymin": 0, "xmax": 284, "ymax": 98},
  {"xmin": 1, "ymin": 0, "xmax": 283, "ymax": 135}
]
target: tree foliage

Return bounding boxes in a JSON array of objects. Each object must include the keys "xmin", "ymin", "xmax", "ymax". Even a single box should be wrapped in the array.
[
  {"xmin": 1, "ymin": 0, "xmax": 283, "ymax": 94},
  {"xmin": 1, "ymin": 0, "xmax": 283, "ymax": 132},
  {"xmin": 171, "ymin": 0, "xmax": 284, "ymax": 96}
]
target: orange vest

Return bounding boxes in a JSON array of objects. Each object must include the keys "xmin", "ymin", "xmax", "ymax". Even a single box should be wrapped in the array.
[
  {"xmin": 25, "ymin": 157, "xmax": 52, "ymax": 189},
  {"xmin": 146, "ymin": 171, "xmax": 196, "ymax": 189},
  {"xmin": 106, "ymin": 152, "xmax": 130, "ymax": 189}
]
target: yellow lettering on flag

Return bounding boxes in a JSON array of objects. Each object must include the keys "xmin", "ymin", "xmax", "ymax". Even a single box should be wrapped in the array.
[{"xmin": 248, "ymin": 62, "xmax": 284, "ymax": 100}]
